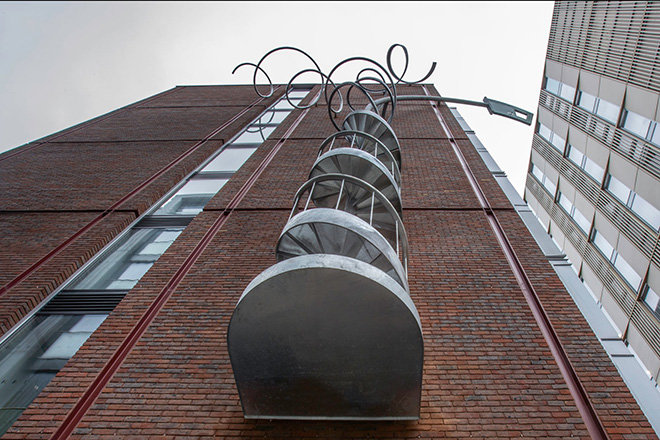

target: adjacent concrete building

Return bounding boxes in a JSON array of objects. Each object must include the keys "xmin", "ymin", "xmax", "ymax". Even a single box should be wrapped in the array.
[
  {"xmin": 0, "ymin": 75, "xmax": 656, "ymax": 438},
  {"xmin": 525, "ymin": 0, "xmax": 660, "ymax": 412}
]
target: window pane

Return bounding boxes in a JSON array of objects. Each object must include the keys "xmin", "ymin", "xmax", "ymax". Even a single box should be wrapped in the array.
[
  {"xmin": 154, "ymin": 178, "xmax": 228, "ymax": 216},
  {"xmin": 202, "ymin": 148, "xmax": 257, "ymax": 173},
  {"xmin": 255, "ymin": 111, "xmax": 289, "ymax": 125},
  {"xmin": 583, "ymin": 158, "xmax": 604, "ymax": 182},
  {"xmin": 545, "ymin": 77, "xmax": 561, "ymax": 95},
  {"xmin": 69, "ymin": 315, "xmax": 107, "ymax": 332},
  {"xmin": 551, "ymin": 133, "xmax": 565, "ymax": 152},
  {"xmin": 531, "ymin": 163, "xmax": 543, "ymax": 182},
  {"xmin": 650, "ymin": 123, "xmax": 660, "ymax": 146},
  {"xmin": 560, "ymin": 84, "xmax": 576, "ymax": 102},
  {"xmin": 233, "ymin": 126, "xmax": 276, "ymax": 144},
  {"xmin": 623, "ymin": 110, "xmax": 652, "ymax": 138},
  {"xmin": 567, "ymin": 144, "xmax": 584, "ymax": 166},
  {"xmin": 272, "ymin": 99, "xmax": 302, "ymax": 110},
  {"xmin": 0, "ymin": 314, "xmax": 107, "ymax": 436},
  {"xmin": 40, "ymin": 332, "xmax": 91, "ymax": 360},
  {"xmin": 592, "ymin": 230, "xmax": 615, "ymax": 260},
  {"xmin": 613, "ymin": 254, "xmax": 642, "ymax": 290},
  {"xmin": 578, "ymin": 91, "xmax": 597, "ymax": 112},
  {"xmin": 544, "ymin": 177, "xmax": 556, "ymax": 195},
  {"xmin": 573, "ymin": 208, "xmax": 591, "ymax": 233},
  {"xmin": 106, "ymin": 262, "xmax": 152, "ymax": 290},
  {"xmin": 153, "ymin": 194, "xmax": 211, "ymax": 216},
  {"xmin": 286, "ymin": 90, "xmax": 311, "ymax": 99},
  {"xmin": 538, "ymin": 123, "xmax": 552, "ymax": 142},
  {"xmin": 558, "ymin": 192, "xmax": 572, "ymax": 213},
  {"xmin": 595, "ymin": 99, "xmax": 619, "ymax": 123},
  {"xmin": 643, "ymin": 285, "xmax": 660, "ymax": 318},
  {"xmin": 68, "ymin": 228, "xmax": 183, "ymax": 290},
  {"xmin": 606, "ymin": 174, "xmax": 631, "ymax": 205},
  {"xmin": 631, "ymin": 194, "xmax": 660, "ymax": 230}
]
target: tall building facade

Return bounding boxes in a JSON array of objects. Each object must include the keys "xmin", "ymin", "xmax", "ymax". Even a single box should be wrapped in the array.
[
  {"xmin": 524, "ymin": 0, "xmax": 660, "ymax": 401},
  {"xmin": 0, "ymin": 77, "xmax": 656, "ymax": 438}
]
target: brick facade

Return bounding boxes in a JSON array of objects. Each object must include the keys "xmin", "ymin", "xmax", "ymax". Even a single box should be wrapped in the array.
[{"xmin": 0, "ymin": 85, "xmax": 655, "ymax": 439}]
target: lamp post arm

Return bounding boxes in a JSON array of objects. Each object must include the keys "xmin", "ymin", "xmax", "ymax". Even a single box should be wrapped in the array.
[{"xmin": 369, "ymin": 95, "xmax": 534, "ymax": 126}]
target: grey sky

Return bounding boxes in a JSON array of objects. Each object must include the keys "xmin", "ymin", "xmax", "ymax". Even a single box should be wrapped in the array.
[{"xmin": 0, "ymin": 1, "xmax": 554, "ymax": 195}]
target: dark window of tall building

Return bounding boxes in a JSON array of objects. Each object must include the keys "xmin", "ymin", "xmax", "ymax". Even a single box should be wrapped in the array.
[
  {"xmin": 530, "ymin": 163, "xmax": 557, "ymax": 196},
  {"xmin": 67, "ymin": 227, "xmax": 184, "ymax": 290},
  {"xmin": 0, "ymin": 314, "xmax": 107, "ymax": 434},
  {"xmin": 153, "ymin": 177, "xmax": 230, "ymax": 216}
]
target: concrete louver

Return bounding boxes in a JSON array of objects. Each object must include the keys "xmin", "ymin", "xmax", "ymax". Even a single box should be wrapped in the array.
[{"xmin": 228, "ymin": 109, "xmax": 423, "ymax": 420}]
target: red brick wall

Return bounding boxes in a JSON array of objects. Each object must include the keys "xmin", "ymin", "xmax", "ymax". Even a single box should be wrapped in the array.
[
  {"xmin": 1, "ymin": 85, "xmax": 655, "ymax": 439},
  {"xmin": 0, "ymin": 85, "xmax": 282, "ymax": 338}
]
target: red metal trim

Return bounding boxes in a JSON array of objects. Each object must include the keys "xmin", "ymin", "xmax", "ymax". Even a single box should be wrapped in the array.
[
  {"xmin": 48, "ymin": 91, "xmax": 316, "ymax": 439},
  {"xmin": 424, "ymin": 88, "xmax": 609, "ymax": 440},
  {"xmin": 0, "ymin": 91, "xmax": 276, "ymax": 298}
]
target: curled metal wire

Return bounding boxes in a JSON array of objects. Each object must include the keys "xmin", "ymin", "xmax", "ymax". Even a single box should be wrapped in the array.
[
  {"xmin": 387, "ymin": 44, "xmax": 437, "ymax": 85},
  {"xmin": 233, "ymin": 44, "xmax": 436, "ymax": 124}
]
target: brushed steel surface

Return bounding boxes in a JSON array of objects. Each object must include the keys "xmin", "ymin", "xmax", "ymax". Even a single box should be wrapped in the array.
[
  {"xmin": 276, "ymin": 208, "xmax": 408, "ymax": 288},
  {"xmin": 342, "ymin": 110, "xmax": 401, "ymax": 168},
  {"xmin": 227, "ymin": 255, "xmax": 422, "ymax": 420},
  {"xmin": 291, "ymin": 173, "xmax": 406, "ymax": 249},
  {"xmin": 318, "ymin": 130, "xmax": 402, "ymax": 188},
  {"xmin": 310, "ymin": 148, "xmax": 402, "ymax": 214}
]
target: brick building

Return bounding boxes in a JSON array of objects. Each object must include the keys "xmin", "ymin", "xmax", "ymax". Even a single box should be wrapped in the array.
[{"xmin": 0, "ymin": 80, "xmax": 657, "ymax": 439}]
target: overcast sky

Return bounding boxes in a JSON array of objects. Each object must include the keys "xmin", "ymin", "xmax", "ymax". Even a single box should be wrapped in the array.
[{"xmin": 0, "ymin": 1, "xmax": 554, "ymax": 195}]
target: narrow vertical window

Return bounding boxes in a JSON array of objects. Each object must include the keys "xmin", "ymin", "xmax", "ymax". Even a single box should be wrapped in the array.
[{"xmin": 0, "ymin": 314, "xmax": 107, "ymax": 434}]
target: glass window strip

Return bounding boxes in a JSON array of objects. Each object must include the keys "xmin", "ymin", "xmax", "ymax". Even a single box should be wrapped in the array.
[
  {"xmin": 612, "ymin": 254, "xmax": 642, "ymax": 290},
  {"xmin": 592, "ymin": 229, "xmax": 616, "ymax": 261},
  {"xmin": 622, "ymin": 109, "xmax": 652, "ymax": 139},
  {"xmin": 0, "ymin": 314, "xmax": 107, "ymax": 434}
]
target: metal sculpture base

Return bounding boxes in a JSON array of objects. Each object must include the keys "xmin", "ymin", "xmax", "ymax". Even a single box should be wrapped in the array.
[{"xmin": 227, "ymin": 255, "xmax": 423, "ymax": 420}]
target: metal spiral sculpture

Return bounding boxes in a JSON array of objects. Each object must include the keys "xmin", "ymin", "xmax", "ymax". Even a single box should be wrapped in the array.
[
  {"xmin": 227, "ymin": 44, "xmax": 533, "ymax": 421},
  {"xmin": 232, "ymin": 43, "xmax": 437, "ymax": 129}
]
